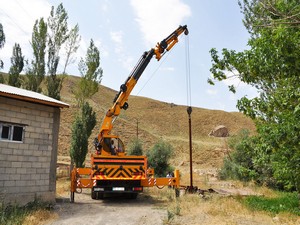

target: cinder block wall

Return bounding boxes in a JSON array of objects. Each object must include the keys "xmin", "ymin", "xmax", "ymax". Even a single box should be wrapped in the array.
[{"xmin": 0, "ymin": 96, "xmax": 60, "ymax": 205}]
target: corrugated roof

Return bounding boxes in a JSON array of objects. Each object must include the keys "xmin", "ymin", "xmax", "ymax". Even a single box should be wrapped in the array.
[{"xmin": 0, "ymin": 84, "xmax": 69, "ymax": 108}]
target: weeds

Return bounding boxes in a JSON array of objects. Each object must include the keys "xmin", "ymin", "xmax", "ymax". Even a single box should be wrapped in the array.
[
  {"xmin": 0, "ymin": 198, "xmax": 53, "ymax": 225},
  {"xmin": 167, "ymin": 210, "xmax": 174, "ymax": 223},
  {"xmin": 174, "ymin": 201, "xmax": 181, "ymax": 215},
  {"xmin": 243, "ymin": 192, "xmax": 300, "ymax": 215},
  {"xmin": 165, "ymin": 201, "xmax": 181, "ymax": 224}
]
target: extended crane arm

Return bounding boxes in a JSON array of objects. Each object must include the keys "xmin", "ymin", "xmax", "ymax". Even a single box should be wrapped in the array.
[
  {"xmin": 96, "ymin": 25, "xmax": 188, "ymax": 154},
  {"xmin": 154, "ymin": 25, "xmax": 189, "ymax": 60}
]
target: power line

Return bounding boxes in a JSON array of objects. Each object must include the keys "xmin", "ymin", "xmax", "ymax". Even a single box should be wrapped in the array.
[
  {"xmin": 0, "ymin": 8, "xmax": 29, "ymax": 36},
  {"xmin": 15, "ymin": 0, "xmax": 34, "ymax": 21},
  {"xmin": 136, "ymin": 49, "xmax": 172, "ymax": 96},
  {"xmin": 136, "ymin": 34, "xmax": 185, "ymax": 96}
]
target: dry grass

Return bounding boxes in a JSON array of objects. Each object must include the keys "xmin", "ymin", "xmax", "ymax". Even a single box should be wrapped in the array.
[
  {"xmin": 56, "ymin": 177, "xmax": 70, "ymax": 196},
  {"xmin": 148, "ymin": 187, "xmax": 300, "ymax": 225},
  {"xmin": 244, "ymin": 182, "xmax": 280, "ymax": 198},
  {"xmin": 23, "ymin": 209, "xmax": 58, "ymax": 225},
  {"xmin": 22, "ymin": 179, "xmax": 70, "ymax": 225}
]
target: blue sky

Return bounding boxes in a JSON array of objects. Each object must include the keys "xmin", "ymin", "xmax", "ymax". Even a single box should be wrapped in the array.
[{"xmin": 0, "ymin": 0, "xmax": 258, "ymax": 112}]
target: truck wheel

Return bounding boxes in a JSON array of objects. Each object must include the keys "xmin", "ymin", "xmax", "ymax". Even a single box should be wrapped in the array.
[
  {"xmin": 97, "ymin": 193, "xmax": 104, "ymax": 199},
  {"xmin": 130, "ymin": 193, "xmax": 138, "ymax": 199},
  {"xmin": 91, "ymin": 190, "xmax": 97, "ymax": 200}
]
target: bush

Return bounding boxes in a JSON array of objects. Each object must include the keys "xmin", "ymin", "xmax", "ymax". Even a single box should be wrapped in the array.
[
  {"xmin": 219, "ymin": 129, "xmax": 286, "ymax": 190},
  {"xmin": 146, "ymin": 140, "xmax": 173, "ymax": 177},
  {"xmin": 127, "ymin": 138, "xmax": 143, "ymax": 156},
  {"xmin": 219, "ymin": 129, "xmax": 258, "ymax": 181}
]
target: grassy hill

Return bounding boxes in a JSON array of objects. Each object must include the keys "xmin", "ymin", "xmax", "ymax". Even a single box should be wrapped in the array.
[{"xmin": 58, "ymin": 75, "xmax": 256, "ymax": 172}]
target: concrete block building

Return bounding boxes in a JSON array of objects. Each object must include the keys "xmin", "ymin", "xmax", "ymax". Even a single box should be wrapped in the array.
[{"xmin": 0, "ymin": 84, "xmax": 69, "ymax": 205}]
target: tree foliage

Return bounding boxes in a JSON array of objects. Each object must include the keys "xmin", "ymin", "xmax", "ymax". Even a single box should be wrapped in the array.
[
  {"xmin": 127, "ymin": 138, "xmax": 143, "ymax": 156},
  {"xmin": 46, "ymin": 3, "xmax": 69, "ymax": 99},
  {"xmin": 238, "ymin": 0, "xmax": 300, "ymax": 35},
  {"xmin": 46, "ymin": 75, "xmax": 63, "ymax": 100},
  {"xmin": 70, "ymin": 116, "xmax": 87, "ymax": 168},
  {"xmin": 70, "ymin": 102, "xmax": 96, "ymax": 167},
  {"xmin": 8, "ymin": 43, "xmax": 24, "ymax": 87},
  {"xmin": 209, "ymin": 0, "xmax": 300, "ymax": 192},
  {"xmin": 75, "ymin": 39, "xmax": 103, "ymax": 106},
  {"xmin": 63, "ymin": 23, "xmax": 81, "ymax": 74},
  {"xmin": 25, "ymin": 18, "xmax": 47, "ymax": 92},
  {"xmin": 146, "ymin": 140, "xmax": 173, "ymax": 177},
  {"xmin": 80, "ymin": 102, "xmax": 97, "ymax": 138},
  {"xmin": 219, "ymin": 130, "xmax": 275, "ymax": 186},
  {"xmin": 0, "ymin": 23, "xmax": 5, "ymax": 70}
]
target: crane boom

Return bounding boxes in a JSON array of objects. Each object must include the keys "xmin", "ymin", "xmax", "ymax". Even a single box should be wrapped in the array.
[{"xmin": 96, "ymin": 25, "xmax": 188, "ymax": 155}]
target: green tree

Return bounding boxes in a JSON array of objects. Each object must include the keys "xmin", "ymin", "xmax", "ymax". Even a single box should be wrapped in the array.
[
  {"xmin": 81, "ymin": 101, "xmax": 97, "ymax": 138},
  {"xmin": 219, "ymin": 130, "xmax": 263, "ymax": 183},
  {"xmin": 70, "ymin": 117, "xmax": 88, "ymax": 168},
  {"xmin": 209, "ymin": 0, "xmax": 300, "ymax": 194},
  {"xmin": 46, "ymin": 3, "xmax": 69, "ymax": 99},
  {"xmin": 70, "ymin": 102, "xmax": 96, "ymax": 167},
  {"xmin": 75, "ymin": 39, "xmax": 103, "ymax": 106},
  {"xmin": 0, "ymin": 23, "xmax": 5, "ymax": 70},
  {"xmin": 63, "ymin": 23, "xmax": 81, "ymax": 74},
  {"xmin": 25, "ymin": 18, "xmax": 47, "ymax": 92},
  {"xmin": 146, "ymin": 140, "xmax": 173, "ymax": 177},
  {"xmin": 127, "ymin": 138, "xmax": 143, "ymax": 156},
  {"xmin": 8, "ymin": 43, "xmax": 24, "ymax": 87}
]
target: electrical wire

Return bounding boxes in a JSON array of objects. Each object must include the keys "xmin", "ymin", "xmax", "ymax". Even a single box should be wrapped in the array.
[
  {"xmin": 136, "ymin": 34, "xmax": 185, "ymax": 96},
  {"xmin": 15, "ymin": 0, "xmax": 34, "ymax": 21},
  {"xmin": 136, "ymin": 47, "xmax": 172, "ymax": 96},
  {"xmin": 185, "ymin": 35, "xmax": 192, "ymax": 107},
  {"xmin": 0, "ymin": 8, "xmax": 29, "ymax": 36}
]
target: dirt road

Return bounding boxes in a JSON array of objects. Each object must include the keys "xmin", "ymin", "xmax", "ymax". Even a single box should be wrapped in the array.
[{"xmin": 45, "ymin": 189, "xmax": 168, "ymax": 225}]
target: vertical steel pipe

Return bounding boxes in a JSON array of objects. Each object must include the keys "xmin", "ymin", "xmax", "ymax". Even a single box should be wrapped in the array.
[{"xmin": 187, "ymin": 106, "xmax": 193, "ymax": 188}]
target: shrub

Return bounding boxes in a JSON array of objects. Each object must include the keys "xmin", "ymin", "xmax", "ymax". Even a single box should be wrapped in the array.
[
  {"xmin": 127, "ymin": 138, "xmax": 143, "ymax": 156},
  {"xmin": 219, "ymin": 129, "xmax": 287, "ymax": 190},
  {"xmin": 219, "ymin": 129, "xmax": 258, "ymax": 181},
  {"xmin": 146, "ymin": 140, "xmax": 173, "ymax": 177}
]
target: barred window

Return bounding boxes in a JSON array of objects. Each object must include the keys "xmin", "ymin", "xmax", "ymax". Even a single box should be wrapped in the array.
[{"xmin": 0, "ymin": 123, "xmax": 25, "ymax": 142}]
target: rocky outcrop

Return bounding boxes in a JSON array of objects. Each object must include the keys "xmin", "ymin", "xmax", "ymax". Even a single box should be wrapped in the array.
[{"xmin": 209, "ymin": 125, "xmax": 229, "ymax": 137}]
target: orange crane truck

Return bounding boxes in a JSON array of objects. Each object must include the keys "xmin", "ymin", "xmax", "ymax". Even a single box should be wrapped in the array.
[{"xmin": 70, "ymin": 25, "xmax": 189, "ymax": 202}]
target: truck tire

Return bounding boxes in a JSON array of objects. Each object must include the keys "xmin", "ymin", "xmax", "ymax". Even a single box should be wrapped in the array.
[
  {"xmin": 130, "ymin": 193, "xmax": 138, "ymax": 199},
  {"xmin": 97, "ymin": 192, "xmax": 104, "ymax": 199},
  {"xmin": 91, "ymin": 190, "xmax": 97, "ymax": 200}
]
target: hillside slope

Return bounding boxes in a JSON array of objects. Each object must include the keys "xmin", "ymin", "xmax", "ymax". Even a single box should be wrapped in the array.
[{"xmin": 58, "ymin": 76, "xmax": 255, "ymax": 170}]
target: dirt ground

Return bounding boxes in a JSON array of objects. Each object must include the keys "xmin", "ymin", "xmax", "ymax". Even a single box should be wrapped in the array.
[
  {"xmin": 42, "ymin": 175, "xmax": 300, "ymax": 225},
  {"xmin": 45, "ymin": 189, "xmax": 168, "ymax": 225}
]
